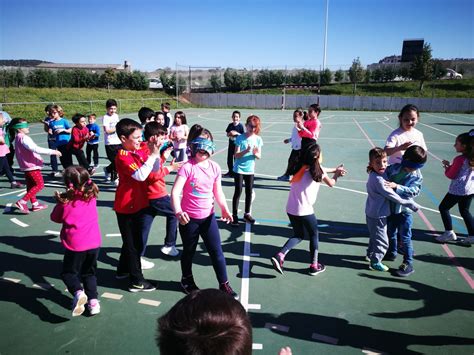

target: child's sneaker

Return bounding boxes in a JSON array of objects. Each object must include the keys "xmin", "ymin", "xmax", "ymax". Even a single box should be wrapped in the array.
[
  {"xmin": 140, "ymin": 257, "xmax": 155, "ymax": 270},
  {"xmin": 15, "ymin": 200, "xmax": 29, "ymax": 214},
  {"xmin": 396, "ymin": 263, "xmax": 414, "ymax": 277},
  {"xmin": 128, "ymin": 280, "xmax": 156, "ymax": 293},
  {"xmin": 31, "ymin": 203, "xmax": 48, "ymax": 212},
  {"xmin": 161, "ymin": 245, "xmax": 179, "ymax": 257},
  {"xmin": 271, "ymin": 253, "xmax": 285, "ymax": 274},
  {"xmin": 103, "ymin": 167, "xmax": 111, "ymax": 182},
  {"xmin": 72, "ymin": 290, "xmax": 88, "ymax": 317},
  {"xmin": 243, "ymin": 213, "xmax": 255, "ymax": 224},
  {"xmin": 219, "ymin": 281, "xmax": 239, "ymax": 300},
  {"xmin": 436, "ymin": 230, "xmax": 457, "ymax": 242},
  {"xmin": 87, "ymin": 299, "xmax": 100, "ymax": 315},
  {"xmin": 231, "ymin": 215, "xmax": 239, "ymax": 227},
  {"xmin": 181, "ymin": 275, "xmax": 200, "ymax": 294},
  {"xmin": 10, "ymin": 181, "xmax": 23, "ymax": 189},
  {"xmin": 369, "ymin": 262, "xmax": 389, "ymax": 272},
  {"xmin": 459, "ymin": 236, "xmax": 474, "ymax": 246},
  {"xmin": 309, "ymin": 262, "xmax": 326, "ymax": 276}
]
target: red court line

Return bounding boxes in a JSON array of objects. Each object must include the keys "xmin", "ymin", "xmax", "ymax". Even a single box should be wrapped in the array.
[{"xmin": 354, "ymin": 115, "xmax": 474, "ymax": 289}]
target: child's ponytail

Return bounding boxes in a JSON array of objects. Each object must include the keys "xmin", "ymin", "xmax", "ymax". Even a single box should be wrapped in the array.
[{"xmin": 55, "ymin": 166, "xmax": 99, "ymax": 203}]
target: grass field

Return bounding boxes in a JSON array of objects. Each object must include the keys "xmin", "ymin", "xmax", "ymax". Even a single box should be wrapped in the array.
[{"xmin": 0, "ymin": 108, "xmax": 473, "ymax": 354}]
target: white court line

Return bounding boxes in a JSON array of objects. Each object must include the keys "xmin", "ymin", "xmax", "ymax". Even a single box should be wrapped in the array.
[
  {"xmin": 17, "ymin": 191, "xmax": 27, "ymax": 197},
  {"xmin": 252, "ymin": 344, "xmax": 263, "ymax": 350},
  {"xmin": 101, "ymin": 292, "xmax": 123, "ymax": 300},
  {"xmin": 418, "ymin": 122, "xmax": 457, "ymax": 137},
  {"xmin": 240, "ymin": 222, "xmax": 252, "ymax": 311},
  {"xmin": 0, "ymin": 189, "xmax": 26, "ymax": 197},
  {"xmin": 45, "ymin": 230, "xmax": 60, "ymax": 235},
  {"xmin": 0, "ymin": 277, "xmax": 21, "ymax": 283},
  {"xmin": 105, "ymin": 233, "xmax": 121, "ymax": 237},
  {"xmin": 138, "ymin": 298, "xmax": 161, "ymax": 307},
  {"xmin": 32, "ymin": 282, "xmax": 54, "ymax": 290},
  {"xmin": 10, "ymin": 218, "xmax": 29, "ymax": 227}
]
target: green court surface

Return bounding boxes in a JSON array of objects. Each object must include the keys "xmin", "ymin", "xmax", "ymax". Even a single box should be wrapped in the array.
[{"xmin": 0, "ymin": 108, "xmax": 473, "ymax": 354}]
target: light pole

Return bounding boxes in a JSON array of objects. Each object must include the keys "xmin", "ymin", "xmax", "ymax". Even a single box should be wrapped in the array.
[{"xmin": 322, "ymin": 0, "xmax": 329, "ymax": 70}]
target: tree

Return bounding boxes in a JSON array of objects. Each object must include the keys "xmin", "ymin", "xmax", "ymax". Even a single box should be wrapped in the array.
[
  {"xmin": 432, "ymin": 60, "xmax": 447, "ymax": 80},
  {"xmin": 410, "ymin": 43, "xmax": 433, "ymax": 91},
  {"xmin": 348, "ymin": 57, "xmax": 364, "ymax": 94},
  {"xmin": 334, "ymin": 69, "xmax": 345, "ymax": 82},
  {"xmin": 320, "ymin": 68, "xmax": 332, "ymax": 86},
  {"xmin": 209, "ymin": 73, "xmax": 222, "ymax": 92},
  {"xmin": 224, "ymin": 68, "xmax": 244, "ymax": 91},
  {"xmin": 128, "ymin": 71, "xmax": 148, "ymax": 90},
  {"xmin": 381, "ymin": 66, "xmax": 396, "ymax": 82},
  {"xmin": 372, "ymin": 68, "xmax": 383, "ymax": 82},
  {"xmin": 364, "ymin": 69, "xmax": 371, "ymax": 83},
  {"xmin": 14, "ymin": 69, "xmax": 25, "ymax": 87},
  {"xmin": 100, "ymin": 68, "xmax": 116, "ymax": 91}
]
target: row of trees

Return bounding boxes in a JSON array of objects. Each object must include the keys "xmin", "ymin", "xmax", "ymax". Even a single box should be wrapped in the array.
[{"xmin": 0, "ymin": 68, "xmax": 149, "ymax": 90}]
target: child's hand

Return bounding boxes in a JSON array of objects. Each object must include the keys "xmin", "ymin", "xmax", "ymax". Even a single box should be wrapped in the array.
[
  {"xmin": 283, "ymin": 139, "xmax": 290, "ymax": 144},
  {"xmin": 399, "ymin": 141, "xmax": 412, "ymax": 150},
  {"xmin": 335, "ymin": 163, "xmax": 347, "ymax": 177},
  {"xmin": 279, "ymin": 347, "xmax": 292, "ymax": 355},
  {"xmin": 55, "ymin": 150, "xmax": 62, "ymax": 157},
  {"xmin": 384, "ymin": 180, "xmax": 397, "ymax": 189},
  {"xmin": 177, "ymin": 211, "xmax": 190, "ymax": 225},
  {"xmin": 220, "ymin": 210, "xmax": 233, "ymax": 224},
  {"xmin": 252, "ymin": 146, "xmax": 259, "ymax": 155},
  {"xmin": 230, "ymin": 130, "xmax": 240, "ymax": 136},
  {"xmin": 442, "ymin": 160, "xmax": 450, "ymax": 169},
  {"xmin": 169, "ymin": 159, "xmax": 184, "ymax": 172},
  {"xmin": 162, "ymin": 145, "xmax": 173, "ymax": 160}
]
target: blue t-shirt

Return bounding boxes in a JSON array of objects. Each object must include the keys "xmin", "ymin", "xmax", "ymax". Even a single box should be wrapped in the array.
[
  {"xmin": 233, "ymin": 134, "xmax": 263, "ymax": 174},
  {"xmin": 87, "ymin": 123, "xmax": 101, "ymax": 144},
  {"xmin": 49, "ymin": 118, "xmax": 71, "ymax": 147}
]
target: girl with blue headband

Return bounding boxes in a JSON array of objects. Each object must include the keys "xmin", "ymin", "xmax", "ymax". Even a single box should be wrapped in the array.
[{"xmin": 7, "ymin": 118, "xmax": 62, "ymax": 213}]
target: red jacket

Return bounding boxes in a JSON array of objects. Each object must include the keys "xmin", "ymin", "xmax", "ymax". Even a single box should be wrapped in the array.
[{"xmin": 68, "ymin": 126, "xmax": 89, "ymax": 150}]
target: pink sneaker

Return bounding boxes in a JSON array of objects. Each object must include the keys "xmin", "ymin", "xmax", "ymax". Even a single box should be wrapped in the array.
[
  {"xmin": 31, "ymin": 203, "xmax": 48, "ymax": 212},
  {"xmin": 15, "ymin": 200, "xmax": 29, "ymax": 214}
]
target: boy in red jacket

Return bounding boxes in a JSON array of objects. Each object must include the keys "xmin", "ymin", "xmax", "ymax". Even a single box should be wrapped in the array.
[{"xmin": 68, "ymin": 113, "xmax": 95, "ymax": 175}]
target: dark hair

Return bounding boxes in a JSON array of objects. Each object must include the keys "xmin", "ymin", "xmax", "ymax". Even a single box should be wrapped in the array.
[
  {"xmin": 457, "ymin": 131, "xmax": 474, "ymax": 166},
  {"xmin": 232, "ymin": 110, "xmax": 241, "ymax": 118},
  {"xmin": 116, "ymin": 118, "xmax": 142, "ymax": 138},
  {"xmin": 44, "ymin": 104, "xmax": 54, "ymax": 113},
  {"xmin": 246, "ymin": 115, "xmax": 261, "ymax": 135},
  {"xmin": 144, "ymin": 121, "xmax": 167, "ymax": 141},
  {"xmin": 106, "ymin": 99, "xmax": 118, "ymax": 109},
  {"xmin": 367, "ymin": 147, "xmax": 387, "ymax": 173},
  {"xmin": 71, "ymin": 113, "xmax": 85, "ymax": 124},
  {"xmin": 155, "ymin": 111, "xmax": 165, "ymax": 120},
  {"xmin": 309, "ymin": 103, "xmax": 321, "ymax": 115},
  {"xmin": 188, "ymin": 124, "xmax": 203, "ymax": 144},
  {"xmin": 293, "ymin": 108, "xmax": 307, "ymax": 121},
  {"xmin": 174, "ymin": 111, "xmax": 187, "ymax": 125},
  {"xmin": 157, "ymin": 289, "xmax": 252, "ymax": 355},
  {"xmin": 161, "ymin": 102, "xmax": 171, "ymax": 110},
  {"xmin": 55, "ymin": 166, "xmax": 99, "ymax": 203},
  {"xmin": 398, "ymin": 104, "xmax": 419, "ymax": 127},
  {"xmin": 138, "ymin": 107, "xmax": 156, "ymax": 124},
  {"xmin": 289, "ymin": 142, "xmax": 324, "ymax": 182},
  {"xmin": 402, "ymin": 145, "xmax": 427, "ymax": 165},
  {"xmin": 88, "ymin": 113, "xmax": 96, "ymax": 119}
]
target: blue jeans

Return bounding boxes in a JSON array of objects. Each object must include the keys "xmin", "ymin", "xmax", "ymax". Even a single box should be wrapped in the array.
[
  {"xmin": 178, "ymin": 214, "xmax": 228, "ymax": 284},
  {"xmin": 48, "ymin": 139, "xmax": 58, "ymax": 171},
  {"xmin": 387, "ymin": 212, "xmax": 413, "ymax": 265},
  {"xmin": 141, "ymin": 195, "xmax": 178, "ymax": 255}
]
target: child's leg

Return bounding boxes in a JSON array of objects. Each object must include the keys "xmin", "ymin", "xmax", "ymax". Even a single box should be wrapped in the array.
[
  {"xmin": 398, "ymin": 213, "xmax": 413, "ymax": 266},
  {"xmin": 153, "ymin": 196, "xmax": 178, "ymax": 247},
  {"xmin": 243, "ymin": 174, "xmax": 255, "ymax": 214},
  {"xmin": 301, "ymin": 214, "xmax": 320, "ymax": 265},
  {"xmin": 48, "ymin": 139, "xmax": 58, "ymax": 172},
  {"xmin": 140, "ymin": 206, "xmax": 156, "ymax": 256},
  {"xmin": 86, "ymin": 144, "xmax": 93, "ymax": 165},
  {"xmin": 178, "ymin": 218, "xmax": 201, "ymax": 278},
  {"xmin": 58, "ymin": 145, "xmax": 72, "ymax": 169},
  {"xmin": 458, "ymin": 195, "xmax": 474, "ymax": 236},
  {"xmin": 386, "ymin": 214, "xmax": 400, "ymax": 258},
  {"xmin": 284, "ymin": 149, "xmax": 300, "ymax": 176},
  {"xmin": 366, "ymin": 216, "xmax": 389, "ymax": 263},
  {"xmin": 438, "ymin": 193, "xmax": 458, "ymax": 231},
  {"xmin": 92, "ymin": 144, "xmax": 99, "ymax": 166},
  {"xmin": 61, "ymin": 249, "xmax": 86, "ymax": 295},
  {"xmin": 0, "ymin": 156, "xmax": 15, "ymax": 183},
  {"xmin": 232, "ymin": 173, "xmax": 244, "ymax": 216},
  {"xmin": 22, "ymin": 170, "xmax": 44, "ymax": 204},
  {"xmin": 226, "ymin": 141, "xmax": 235, "ymax": 173},
  {"xmin": 200, "ymin": 214, "xmax": 228, "ymax": 284},
  {"xmin": 280, "ymin": 213, "xmax": 305, "ymax": 255},
  {"xmin": 80, "ymin": 248, "xmax": 99, "ymax": 300},
  {"xmin": 73, "ymin": 148, "xmax": 90, "ymax": 169}
]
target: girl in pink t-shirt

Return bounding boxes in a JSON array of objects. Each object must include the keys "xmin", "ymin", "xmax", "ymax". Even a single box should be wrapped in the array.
[
  {"xmin": 51, "ymin": 166, "xmax": 102, "ymax": 317},
  {"xmin": 171, "ymin": 132, "xmax": 238, "ymax": 299},
  {"xmin": 169, "ymin": 111, "xmax": 189, "ymax": 162},
  {"xmin": 271, "ymin": 142, "xmax": 346, "ymax": 276}
]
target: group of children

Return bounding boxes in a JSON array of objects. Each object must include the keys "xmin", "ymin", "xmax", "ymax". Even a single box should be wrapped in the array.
[{"xmin": 1, "ymin": 101, "xmax": 472, "ymax": 320}]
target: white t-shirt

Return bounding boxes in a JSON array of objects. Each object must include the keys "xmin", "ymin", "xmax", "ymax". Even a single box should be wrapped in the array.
[
  {"xmin": 103, "ymin": 113, "xmax": 121, "ymax": 145},
  {"xmin": 385, "ymin": 127, "xmax": 427, "ymax": 164}
]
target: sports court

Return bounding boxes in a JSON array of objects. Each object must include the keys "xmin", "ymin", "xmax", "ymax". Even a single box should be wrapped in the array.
[{"xmin": 0, "ymin": 108, "xmax": 473, "ymax": 354}]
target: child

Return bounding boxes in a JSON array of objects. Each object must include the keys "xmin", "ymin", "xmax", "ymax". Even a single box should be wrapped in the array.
[
  {"xmin": 157, "ymin": 289, "xmax": 252, "ymax": 355},
  {"xmin": 232, "ymin": 115, "xmax": 263, "ymax": 226},
  {"xmin": 161, "ymin": 102, "xmax": 172, "ymax": 129},
  {"xmin": 385, "ymin": 145, "xmax": 427, "ymax": 277},
  {"xmin": 102, "ymin": 99, "xmax": 121, "ymax": 184},
  {"xmin": 223, "ymin": 110, "xmax": 244, "ymax": 178},
  {"xmin": 297, "ymin": 103, "xmax": 321, "ymax": 150},
  {"xmin": 47, "ymin": 104, "xmax": 72, "ymax": 169},
  {"xmin": 114, "ymin": 118, "xmax": 162, "ymax": 292},
  {"xmin": 271, "ymin": 142, "xmax": 346, "ymax": 275},
  {"xmin": 365, "ymin": 147, "xmax": 419, "ymax": 272},
  {"xmin": 170, "ymin": 133, "xmax": 238, "ymax": 299},
  {"xmin": 155, "ymin": 111, "xmax": 166, "ymax": 128},
  {"xmin": 138, "ymin": 107, "xmax": 156, "ymax": 127},
  {"xmin": 0, "ymin": 113, "xmax": 22, "ymax": 188},
  {"xmin": 6, "ymin": 118, "xmax": 61, "ymax": 213},
  {"xmin": 385, "ymin": 104, "xmax": 427, "ymax": 165},
  {"xmin": 86, "ymin": 114, "xmax": 100, "ymax": 168},
  {"xmin": 68, "ymin": 113, "xmax": 95, "ymax": 174},
  {"xmin": 277, "ymin": 108, "xmax": 305, "ymax": 182},
  {"xmin": 141, "ymin": 122, "xmax": 183, "ymax": 269},
  {"xmin": 42, "ymin": 104, "xmax": 60, "ymax": 176},
  {"xmin": 169, "ymin": 111, "xmax": 189, "ymax": 163},
  {"xmin": 436, "ymin": 130, "xmax": 474, "ymax": 245},
  {"xmin": 50, "ymin": 166, "xmax": 101, "ymax": 317}
]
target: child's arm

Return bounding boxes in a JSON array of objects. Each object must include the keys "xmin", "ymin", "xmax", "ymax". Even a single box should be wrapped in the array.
[
  {"xmin": 234, "ymin": 144, "xmax": 250, "ymax": 159},
  {"xmin": 322, "ymin": 165, "xmax": 346, "ymax": 187},
  {"xmin": 374, "ymin": 176, "xmax": 419, "ymax": 212},
  {"xmin": 171, "ymin": 175, "xmax": 190, "ymax": 225},
  {"xmin": 213, "ymin": 180, "xmax": 233, "ymax": 223},
  {"xmin": 50, "ymin": 203, "xmax": 64, "ymax": 223},
  {"xmin": 386, "ymin": 176, "xmax": 422, "ymax": 199},
  {"xmin": 252, "ymin": 145, "xmax": 261, "ymax": 159},
  {"xmin": 131, "ymin": 145, "xmax": 161, "ymax": 181},
  {"xmin": 443, "ymin": 155, "xmax": 465, "ymax": 179},
  {"xmin": 22, "ymin": 135, "xmax": 61, "ymax": 156}
]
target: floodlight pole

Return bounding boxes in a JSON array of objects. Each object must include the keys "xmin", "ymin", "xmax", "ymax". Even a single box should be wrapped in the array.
[{"xmin": 322, "ymin": 0, "xmax": 329, "ymax": 70}]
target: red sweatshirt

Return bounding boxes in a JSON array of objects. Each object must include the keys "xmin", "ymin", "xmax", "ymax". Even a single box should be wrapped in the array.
[{"xmin": 68, "ymin": 126, "xmax": 89, "ymax": 150}]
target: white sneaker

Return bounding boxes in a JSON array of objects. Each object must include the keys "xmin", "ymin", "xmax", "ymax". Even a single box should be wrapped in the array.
[
  {"xmin": 88, "ymin": 299, "xmax": 100, "ymax": 315},
  {"xmin": 140, "ymin": 257, "xmax": 155, "ymax": 270},
  {"xmin": 53, "ymin": 171, "xmax": 63, "ymax": 178},
  {"xmin": 460, "ymin": 236, "xmax": 474, "ymax": 246},
  {"xmin": 436, "ymin": 230, "xmax": 457, "ymax": 242},
  {"xmin": 103, "ymin": 167, "xmax": 111, "ymax": 182},
  {"xmin": 161, "ymin": 245, "xmax": 179, "ymax": 257},
  {"xmin": 113, "ymin": 178, "xmax": 119, "ymax": 186},
  {"xmin": 72, "ymin": 290, "xmax": 88, "ymax": 317}
]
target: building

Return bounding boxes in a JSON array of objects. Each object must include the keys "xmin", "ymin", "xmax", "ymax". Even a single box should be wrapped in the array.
[{"xmin": 35, "ymin": 60, "xmax": 131, "ymax": 73}]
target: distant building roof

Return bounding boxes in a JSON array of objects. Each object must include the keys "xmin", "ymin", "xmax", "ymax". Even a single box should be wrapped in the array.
[{"xmin": 37, "ymin": 63, "xmax": 124, "ymax": 70}]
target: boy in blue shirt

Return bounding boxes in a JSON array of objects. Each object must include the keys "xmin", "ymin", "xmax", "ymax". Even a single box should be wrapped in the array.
[
  {"xmin": 86, "ymin": 114, "xmax": 101, "ymax": 168},
  {"xmin": 385, "ymin": 145, "xmax": 427, "ymax": 277}
]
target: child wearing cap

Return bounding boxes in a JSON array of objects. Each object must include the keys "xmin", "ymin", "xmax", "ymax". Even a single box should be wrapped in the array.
[{"xmin": 171, "ymin": 130, "xmax": 238, "ymax": 299}]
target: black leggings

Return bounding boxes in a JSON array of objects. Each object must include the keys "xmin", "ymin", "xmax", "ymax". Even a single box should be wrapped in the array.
[
  {"xmin": 232, "ymin": 173, "xmax": 254, "ymax": 216},
  {"xmin": 439, "ymin": 193, "xmax": 473, "ymax": 235}
]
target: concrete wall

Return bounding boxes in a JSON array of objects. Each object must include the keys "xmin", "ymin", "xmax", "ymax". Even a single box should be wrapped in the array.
[{"xmin": 187, "ymin": 93, "xmax": 474, "ymax": 112}]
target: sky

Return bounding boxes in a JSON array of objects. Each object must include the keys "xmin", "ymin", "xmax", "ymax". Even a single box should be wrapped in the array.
[{"xmin": 1, "ymin": 0, "xmax": 473, "ymax": 72}]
